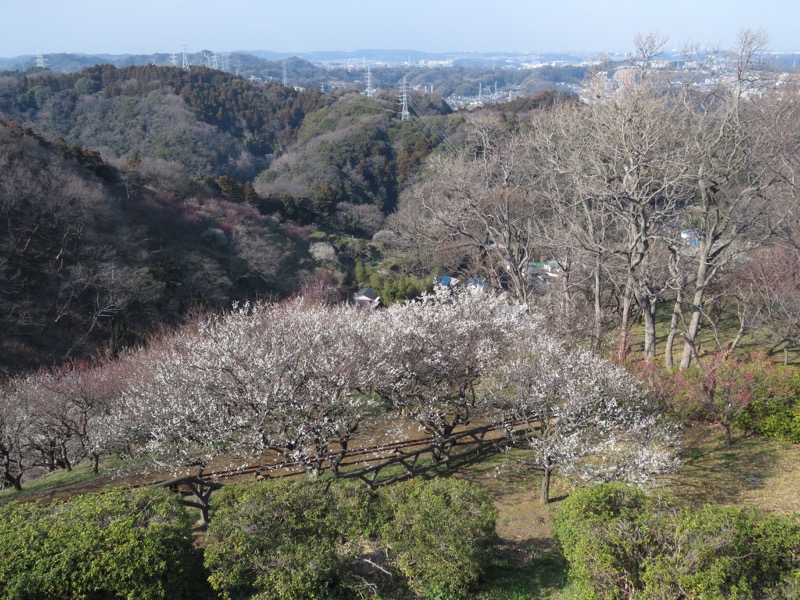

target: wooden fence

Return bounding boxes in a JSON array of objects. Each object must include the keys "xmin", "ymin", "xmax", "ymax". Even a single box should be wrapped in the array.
[{"xmin": 153, "ymin": 419, "xmax": 529, "ymax": 523}]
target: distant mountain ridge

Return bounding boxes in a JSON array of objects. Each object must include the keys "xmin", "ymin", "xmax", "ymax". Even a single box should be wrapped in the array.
[{"xmin": 0, "ymin": 48, "xmax": 594, "ymax": 73}]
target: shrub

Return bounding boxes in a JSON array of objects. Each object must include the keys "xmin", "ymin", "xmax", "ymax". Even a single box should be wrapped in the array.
[
  {"xmin": 735, "ymin": 371, "xmax": 800, "ymax": 443},
  {"xmin": 0, "ymin": 487, "xmax": 196, "ymax": 600},
  {"xmin": 378, "ymin": 478, "xmax": 498, "ymax": 599},
  {"xmin": 642, "ymin": 505, "xmax": 800, "ymax": 599},
  {"xmin": 204, "ymin": 478, "xmax": 374, "ymax": 600},
  {"xmin": 555, "ymin": 483, "xmax": 800, "ymax": 600},
  {"xmin": 552, "ymin": 483, "xmax": 655, "ymax": 599}
]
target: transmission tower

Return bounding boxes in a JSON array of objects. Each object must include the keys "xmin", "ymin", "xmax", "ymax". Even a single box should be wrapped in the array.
[
  {"xmin": 169, "ymin": 53, "xmax": 178, "ymax": 67},
  {"xmin": 400, "ymin": 76, "xmax": 410, "ymax": 121},
  {"xmin": 365, "ymin": 66, "xmax": 375, "ymax": 98},
  {"xmin": 35, "ymin": 53, "xmax": 47, "ymax": 69},
  {"xmin": 282, "ymin": 62, "xmax": 288, "ymax": 87},
  {"xmin": 182, "ymin": 45, "xmax": 189, "ymax": 70}
]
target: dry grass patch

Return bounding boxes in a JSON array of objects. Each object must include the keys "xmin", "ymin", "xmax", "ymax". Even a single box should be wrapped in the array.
[{"xmin": 656, "ymin": 424, "xmax": 800, "ymax": 514}]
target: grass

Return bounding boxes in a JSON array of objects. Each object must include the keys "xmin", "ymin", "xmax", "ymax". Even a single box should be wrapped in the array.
[
  {"xmin": 0, "ymin": 454, "xmax": 162, "ymax": 506},
  {"xmin": 451, "ymin": 425, "xmax": 800, "ymax": 600},
  {"xmin": 0, "ymin": 461, "xmax": 102, "ymax": 504},
  {"xmin": 655, "ymin": 425, "xmax": 800, "ymax": 514},
  {"xmin": 626, "ymin": 303, "xmax": 800, "ymax": 367},
  {"xmin": 476, "ymin": 546, "xmax": 569, "ymax": 599}
]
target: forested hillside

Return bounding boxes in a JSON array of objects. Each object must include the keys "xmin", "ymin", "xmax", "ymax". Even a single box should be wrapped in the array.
[
  {"xmin": 0, "ymin": 63, "xmax": 527, "ymax": 372},
  {"xmin": 0, "ymin": 118, "xmax": 318, "ymax": 374}
]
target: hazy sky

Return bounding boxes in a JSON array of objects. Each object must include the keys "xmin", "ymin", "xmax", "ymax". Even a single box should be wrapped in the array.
[{"xmin": 1, "ymin": 0, "xmax": 797, "ymax": 57}]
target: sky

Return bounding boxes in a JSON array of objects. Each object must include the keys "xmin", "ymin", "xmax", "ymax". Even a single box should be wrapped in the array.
[{"xmin": 1, "ymin": 0, "xmax": 798, "ymax": 57}]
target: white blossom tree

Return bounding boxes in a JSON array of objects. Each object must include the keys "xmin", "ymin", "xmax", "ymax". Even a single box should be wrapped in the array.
[
  {"xmin": 114, "ymin": 300, "xmax": 380, "ymax": 476},
  {"xmin": 0, "ymin": 375, "xmax": 39, "ymax": 490},
  {"xmin": 372, "ymin": 287, "xmax": 530, "ymax": 460},
  {"xmin": 494, "ymin": 334, "xmax": 680, "ymax": 503}
]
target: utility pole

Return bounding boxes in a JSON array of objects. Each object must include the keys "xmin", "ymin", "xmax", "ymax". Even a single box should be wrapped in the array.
[{"xmin": 400, "ymin": 76, "xmax": 410, "ymax": 121}]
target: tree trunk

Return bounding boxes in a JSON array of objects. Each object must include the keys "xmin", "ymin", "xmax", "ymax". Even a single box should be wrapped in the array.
[
  {"xmin": 593, "ymin": 258, "xmax": 604, "ymax": 351},
  {"xmin": 680, "ymin": 246, "xmax": 710, "ymax": 369},
  {"xmin": 540, "ymin": 459, "xmax": 553, "ymax": 504},
  {"xmin": 665, "ymin": 249, "xmax": 685, "ymax": 369},
  {"xmin": 664, "ymin": 298, "xmax": 682, "ymax": 369},
  {"xmin": 3, "ymin": 468, "xmax": 22, "ymax": 491},
  {"xmin": 642, "ymin": 296, "xmax": 658, "ymax": 363},
  {"xmin": 618, "ymin": 281, "xmax": 634, "ymax": 362}
]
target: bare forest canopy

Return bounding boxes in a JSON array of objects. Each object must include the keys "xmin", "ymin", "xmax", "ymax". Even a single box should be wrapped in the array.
[{"xmin": 386, "ymin": 32, "xmax": 800, "ymax": 371}]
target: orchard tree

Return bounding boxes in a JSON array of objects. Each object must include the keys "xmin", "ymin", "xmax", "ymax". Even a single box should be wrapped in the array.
[
  {"xmin": 36, "ymin": 359, "xmax": 125, "ymax": 473},
  {"xmin": 115, "ymin": 300, "xmax": 380, "ymax": 476},
  {"xmin": 494, "ymin": 334, "xmax": 679, "ymax": 503},
  {"xmin": 677, "ymin": 353, "xmax": 770, "ymax": 445},
  {"xmin": 0, "ymin": 375, "xmax": 39, "ymax": 490},
  {"xmin": 373, "ymin": 287, "xmax": 529, "ymax": 460}
]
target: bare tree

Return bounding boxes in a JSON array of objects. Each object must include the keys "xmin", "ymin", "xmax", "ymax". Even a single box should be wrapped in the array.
[
  {"xmin": 388, "ymin": 115, "xmax": 543, "ymax": 304},
  {"xmin": 672, "ymin": 30, "xmax": 783, "ymax": 369}
]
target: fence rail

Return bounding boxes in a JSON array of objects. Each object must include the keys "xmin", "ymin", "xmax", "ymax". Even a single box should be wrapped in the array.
[{"xmin": 153, "ymin": 419, "xmax": 531, "ymax": 522}]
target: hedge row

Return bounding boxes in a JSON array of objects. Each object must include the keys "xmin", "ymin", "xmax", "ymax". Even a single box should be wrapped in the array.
[
  {"xmin": 205, "ymin": 477, "xmax": 498, "ymax": 600},
  {"xmin": 554, "ymin": 483, "xmax": 800, "ymax": 599},
  {"xmin": 0, "ymin": 487, "xmax": 199, "ymax": 600},
  {"xmin": 0, "ymin": 477, "xmax": 497, "ymax": 600}
]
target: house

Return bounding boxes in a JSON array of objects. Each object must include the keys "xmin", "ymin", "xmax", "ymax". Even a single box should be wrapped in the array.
[
  {"xmin": 353, "ymin": 287, "xmax": 380, "ymax": 309},
  {"xmin": 435, "ymin": 275, "xmax": 461, "ymax": 290},
  {"xmin": 465, "ymin": 275, "xmax": 486, "ymax": 288},
  {"xmin": 681, "ymin": 229, "xmax": 700, "ymax": 246}
]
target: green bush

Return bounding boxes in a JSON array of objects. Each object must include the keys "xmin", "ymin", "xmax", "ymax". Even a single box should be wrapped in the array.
[
  {"xmin": 205, "ymin": 477, "xmax": 498, "ymax": 600},
  {"xmin": 552, "ymin": 483, "xmax": 654, "ymax": 599},
  {"xmin": 204, "ymin": 478, "xmax": 374, "ymax": 600},
  {"xmin": 642, "ymin": 505, "xmax": 800, "ymax": 599},
  {"xmin": 554, "ymin": 484, "xmax": 800, "ymax": 600},
  {"xmin": 735, "ymin": 371, "xmax": 800, "ymax": 443},
  {"xmin": 0, "ymin": 487, "xmax": 196, "ymax": 600},
  {"xmin": 378, "ymin": 478, "xmax": 498, "ymax": 599}
]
